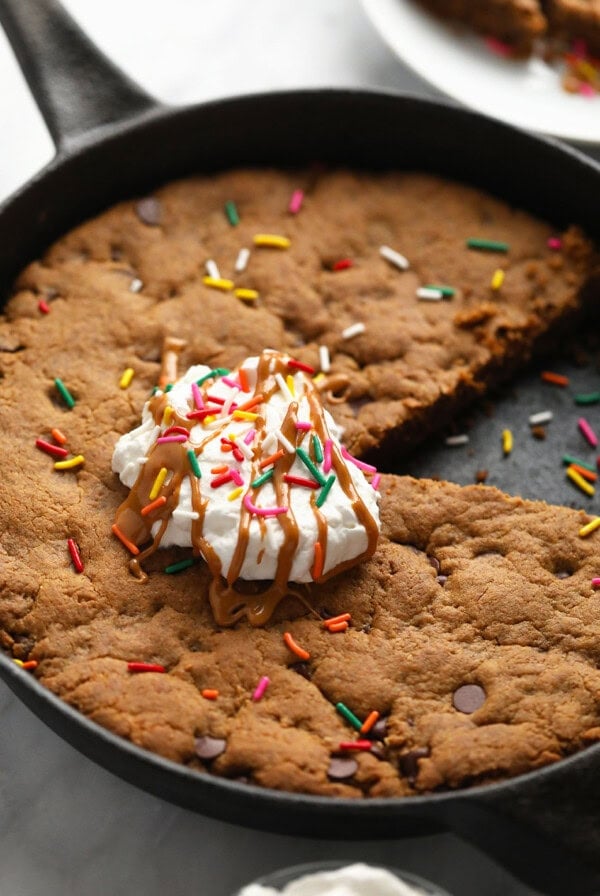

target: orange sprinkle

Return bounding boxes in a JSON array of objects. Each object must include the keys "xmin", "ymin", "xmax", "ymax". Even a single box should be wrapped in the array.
[
  {"xmin": 140, "ymin": 495, "xmax": 168, "ymax": 516},
  {"xmin": 237, "ymin": 393, "xmax": 265, "ymax": 412},
  {"xmin": 51, "ymin": 427, "xmax": 67, "ymax": 445},
  {"xmin": 327, "ymin": 621, "xmax": 348, "ymax": 633},
  {"xmin": 569, "ymin": 463, "xmax": 597, "ymax": 483},
  {"xmin": 323, "ymin": 613, "xmax": 351, "ymax": 629},
  {"xmin": 211, "ymin": 464, "xmax": 229, "ymax": 474},
  {"xmin": 221, "ymin": 443, "xmax": 233, "ymax": 452},
  {"xmin": 312, "ymin": 542, "xmax": 323, "ymax": 580},
  {"xmin": 201, "ymin": 688, "xmax": 219, "ymax": 700},
  {"xmin": 360, "ymin": 710, "xmax": 380, "ymax": 735},
  {"xmin": 22, "ymin": 660, "xmax": 39, "ymax": 671},
  {"xmin": 260, "ymin": 448, "xmax": 285, "ymax": 469},
  {"xmin": 283, "ymin": 631, "xmax": 310, "ymax": 661},
  {"xmin": 541, "ymin": 371, "xmax": 569, "ymax": 387},
  {"xmin": 238, "ymin": 367, "xmax": 251, "ymax": 393},
  {"xmin": 111, "ymin": 523, "xmax": 140, "ymax": 555}
]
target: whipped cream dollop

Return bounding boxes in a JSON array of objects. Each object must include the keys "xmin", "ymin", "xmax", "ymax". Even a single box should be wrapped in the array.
[
  {"xmin": 239, "ymin": 863, "xmax": 430, "ymax": 896},
  {"xmin": 112, "ymin": 350, "xmax": 380, "ymax": 625}
]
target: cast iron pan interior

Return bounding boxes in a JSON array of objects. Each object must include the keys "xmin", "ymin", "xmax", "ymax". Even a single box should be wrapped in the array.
[{"xmin": 0, "ymin": 2, "xmax": 600, "ymax": 892}]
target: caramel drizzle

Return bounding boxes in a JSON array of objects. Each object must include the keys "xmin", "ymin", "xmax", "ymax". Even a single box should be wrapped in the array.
[{"xmin": 114, "ymin": 349, "xmax": 379, "ymax": 626}]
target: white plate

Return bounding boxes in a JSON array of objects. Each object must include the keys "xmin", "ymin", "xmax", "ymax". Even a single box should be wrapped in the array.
[{"xmin": 361, "ymin": 0, "xmax": 600, "ymax": 144}]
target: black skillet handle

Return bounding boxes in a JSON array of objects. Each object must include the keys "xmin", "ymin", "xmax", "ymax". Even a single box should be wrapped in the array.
[{"xmin": 0, "ymin": 0, "xmax": 161, "ymax": 154}]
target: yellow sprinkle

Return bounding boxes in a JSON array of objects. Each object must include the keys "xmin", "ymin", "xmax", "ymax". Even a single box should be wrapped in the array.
[
  {"xmin": 232, "ymin": 410, "xmax": 259, "ymax": 421},
  {"xmin": 313, "ymin": 373, "xmax": 325, "ymax": 384},
  {"xmin": 119, "ymin": 367, "xmax": 135, "ymax": 389},
  {"xmin": 579, "ymin": 516, "xmax": 600, "ymax": 538},
  {"xmin": 13, "ymin": 659, "xmax": 24, "ymax": 667},
  {"xmin": 203, "ymin": 276, "xmax": 234, "ymax": 291},
  {"xmin": 227, "ymin": 486, "xmax": 244, "ymax": 501},
  {"xmin": 567, "ymin": 466, "xmax": 595, "ymax": 497},
  {"xmin": 253, "ymin": 234, "xmax": 291, "ymax": 249},
  {"xmin": 162, "ymin": 406, "xmax": 173, "ymax": 425},
  {"xmin": 227, "ymin": 432, "xmax": 237, "ymax": 440},
  {"xmin": 491, "ymin": 269, "xmax": 505, "ymax": 290},
  {"xmin": 502, "ymin": 429, "xmax": 513, "ymax": 455},
  {"xmin": 203, "ymin": 415, "xmax": 216, "ymax": 425},
  {"xmin": 234, "ymin": 288, "xmax": 259, "ymax": 301},
  {"xmin": 286, "ymin": 374, "xmax": 296, "ymax": 397},
  {"xmin": 149, "ymin": 466, "xmax": 168, "ymax": 500},
  {"xmin": 575, "ymin": 60, "xmax": 598, "ymax": 81},
  {"xmin": 54, "ymin": 454, "xmax": 85, "ymax": 470}
]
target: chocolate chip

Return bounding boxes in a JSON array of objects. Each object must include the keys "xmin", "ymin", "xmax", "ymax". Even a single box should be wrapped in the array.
[
  {"xmin": 194, "ymin": 735, "xmax": 226, "ymax": 760},
  {"xmin": 370, "ymin": 717, "xmax": 388, "ymax": 740},
  {"xmin": 453, "ymin": 684, "xmax": 486, "ymax": 714},
  {"xmin": 399, "ymin": 747, "xmax": 430, "ymax": 785},
  {"xmin": 531, "ymin": 425, "xmax": 546, "ymax": 440},
  {"xmin": 291, "ymin": 661, "xmax": 312, "ymax": 680},
  {"xmin": 436, "ymin": 575, "xmax": 448, "ymax": 586},
  {"xmin": 361, "ymin": 623, "xmax": 372, "ymax": 634},
  {"xmin": 327, "ymin": 757, "xmax": 358, "ymax": 780},
  {"xmin": 428, "ymin": 556, "xmax": 440, "ymax": 573},
  {"xmin": 135, "ymin": 197, "xmax": 162, "ymax": 226},
  {"xmin": 555, "ymin": 569, "xmax": 571, "ymax": 579},
  {"xmin": 475, "ymin": 469, "xmax": 488, "ymax": 483},
  {"xmin": 370, "ymin": 745, "xmax": 386, "ymax": 760}
]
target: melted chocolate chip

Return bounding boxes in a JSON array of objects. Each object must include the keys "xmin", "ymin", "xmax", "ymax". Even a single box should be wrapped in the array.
[
  {"xmin": 135, "ymin": 197, "xmax": 162, "ymax": 226},
  {"xmin": 453, "ymin": 684, "xmax": 486, "ymax": 714},
  {"xmin": 428, "ymin": 556, "xmax": 440, "ymax": 573},
  {"xmin": 436, "ymin": 575, "xmax": 448, "ymax": 586},
  {"xmin": 327, "ymin": 757, "xmax": 358, "ymax": 780},
  {"xmin": 399, "ymin": 747, "xmax": 430, "ymax": 785},
  {"xmin": 291, "ymin": 661, "xmax": 312, "ymax": 680},
  {"xmin": 194, "ymin": 735, "xmax": 226, "ymax": 760},
  {"xmin": 370, "ymin": 717, "xmax": 388, "ymax": 740},
  {"xmin": 555, "ymin": 569, "xmax": 572, "ymax": 579}
]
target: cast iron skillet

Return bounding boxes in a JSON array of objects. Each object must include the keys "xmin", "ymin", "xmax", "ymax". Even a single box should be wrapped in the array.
[{"xmin": 1, "ymin": 2, "xmax": 600, "ymax": 892}]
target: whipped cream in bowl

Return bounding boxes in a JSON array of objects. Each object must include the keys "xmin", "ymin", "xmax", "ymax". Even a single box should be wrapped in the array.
[
  {"xmin": 236, "ymin": 862, "xmax": 452, "ymax": 896},
  {"xmin": 112, "ymin": 349, "xmax": 380, "ymax": 625}
]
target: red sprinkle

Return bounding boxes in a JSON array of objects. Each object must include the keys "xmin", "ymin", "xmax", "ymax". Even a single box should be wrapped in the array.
[
  {"xmin": 127, "ymin": 662, "xmax": 166, "ymax": 673},
  {"xmin": 163, "ymin": 425, "xmax": 190, "ymax": 438},
  {"xmin": 332, "ymin": 259, "xmax": 353, "ymax": 271},
  {"xmin": 211, "ymin": 471, "xmax": 234, "ymax": 488},
  {"xmin": 38, "ymin": 299, "xmax": 51, "ymax": 314},
  {"xmin": 67, "ymin": 537, "xmax": 84, "ymax": 574},
  {"xmin": 284, "ymin": 474, "xmax": 319, "ymax": 489},
  {"xmin": 287, "ymin": 358, "xmax": 316, "ymax": 375},
  {"xmin": 36, "ymin": 438, "xmax": 69, "ymax": 459},
  {"xmin": 339, "ymin": 741, "xmax": 372, "ymax": 751}
]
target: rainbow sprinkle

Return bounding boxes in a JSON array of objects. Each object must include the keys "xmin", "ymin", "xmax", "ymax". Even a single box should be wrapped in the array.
[
  {"xmin": 67, "ymin": 538, "xmax": 84, "ymax": 574},
  {"xmin": 225, "ymin": 200, "xmax": 239, "ymax": 226},
  {"xmin": 54, "ymin": 378, "xmax": 76, "ymax": 409},
  {"xmin": 253, "ymin": 676, "xmax": 271, "ymax": 701},
  {"xmin": 253, "ymin": 234, "xmax": 290, "ymax": 249},
  {"xmin": 54, "ymin": 455, "xmax": 85, "ymax": 470},
  {"xmin": 119, "ymin": 367, "xmax": 135, "ymax": 389}
]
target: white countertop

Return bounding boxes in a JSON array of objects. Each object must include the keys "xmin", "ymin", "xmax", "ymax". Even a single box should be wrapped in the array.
[{"xmin": 1, "ymin": 2, "xmax": 592, "ymax": 893}]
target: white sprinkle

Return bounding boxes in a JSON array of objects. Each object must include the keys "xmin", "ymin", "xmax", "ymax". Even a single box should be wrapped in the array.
[
  {"xmin": 445, "ymin": 434, "xmax": 469, "ymax": 447},
  {"xmin": 172, "ymin": 508, "xmax": 200, "ymax": 521},
  {"xmin": 136, "ymin": 456, "xmax": 148, "ymax": 464},
  {"xmin": 205, "ymin": 259, "xmax": 220, "ymax": 280},
  {"xmin": 341, "ymin": 322, "xmax": 365, "ymax": 340},
  {"xmin": 233, "ymin": 437, "xmax": 254, "ymax": 461},
  {"xmin": 417, "ymin": 287, "xmax": 443, "ymax": 301},
  {"xmin": 380, "ymin": 245, "xmax": 410, "ymax": 271},
  {"xmin": 275, "ymin": 372, "xmax": 294, "ymax": 400},
  {"xmin": 529, "ymin": 410, "xmax": 553, "ymax": 426},
  {"xmin": 235, "ymin": 247, "xmax": 250, "ymax": 273},
  {"xmin": 277, "ymin": 430, "xmax": 296, "ymax": 453},
  {"xmin": 130, "ymin": 278, "xmax": 143, "ymax": 293},
  {"xmin": 263, "ymin": 432, "xmax": 278, "ymax": 455},
  {"xmin": 221, "ymin": 388, "xmax": 240, "ymax": 417},
  {"xmin": 319, "ymin": 344, "xmax": 331, "ymax": 373}
]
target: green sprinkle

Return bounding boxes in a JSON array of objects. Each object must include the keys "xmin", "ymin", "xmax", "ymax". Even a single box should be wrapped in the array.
[
  {"xmin": 575, "ymin": 392, "xmax": 600, "ymax": 406},
  {"xmin": 316, "ymin": 475, "xmax": 336, "ymax": 508},
  {"xmin": 336, "ymin": 701, "xmax": 362, "ymax": 732},
  {"xmin": 54, "ymin": 378, "xmax": 75, "ymax": 409},
  {"xmin": 562, "ymin": 454, "xmax": 597, "ymax": 473},
  {"xmin": 164, "ymin": 383, "xmax": 174, "ymax": 393},
  {"xmin": 187, "ymin": 449, "xmax": 202, "ymax": 478},
  {"xmin": 466, "ymin": 238, "xmax": 509, "ymax": 253},
  {"xmin": 165, "ymin": 558, "xmax": 195, "ymax": 574},
  {"xmin": 296, "ymin": 447, "xmax": 326, "ymax": 486},
  {"xmin": 151, "ymin": 386, "xmax": 159, "ymax": 395},
  {"xmin": 312, "ymin": 434, "xmax": 323, "ymax": 463},
  {"xmin": 251, "ymin": 468, "xmax": 274, "ymax": 489},
  {"xmin": 196, "ymin": 367, "xmax": 231, "ymax": 386},
  {"xmin": 225, "ymin": 200, "xmax": 239, "ymax": 227},
  {"xmin": 425, "ymin": 284, "xmax": 455, "ymax": 298}
]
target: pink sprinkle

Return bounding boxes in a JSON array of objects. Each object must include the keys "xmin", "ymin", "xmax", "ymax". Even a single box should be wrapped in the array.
[
  {"xmin": 579, "ymin": 83, "xmax": 596, "ymax": 98},
  {"xmin": 579, "ymin": 417, "xmax": 598, "ymax": 448},
  {"xmin": 547, "ymin": 237, "xmax": 562, "ymax": 251},
  {"xmin": 221, "ymin": 376, "xmax": 239, "ymax": 389},
  {"xmin": 295, "ymin": 421, "xmax": 312, "ymax": 431},
  {"xmin": 592, "ymin": 577, "xmax": 600, "ymax": 589},
  {"xmin": 38, "ymin": 299, "xmax": 51, "ymax": 314},
  {"xmin": 191, "ymin": 382, "xmax": 204, "ymax": 410},
  {"xmin": 484, "ymin": 36, "xmax": 512, "ymax": 58},
  {"xmin": 323, "ymin": 439, "xmax": 333, "ymax": 474},
  {"xmin": 289, "ymin": 189, "xmax": 304, "ymax": 214},
  {"xmin": 230, "ymin": 469, "xmax": 244, "ymax": 487},
  {"xmin": 252, "ymin": 675, "xmax": 270, "ymax": 701},
  {"xmin": 243, "ymin": 429, "xmax": 256, "ymax": 445},
  {"xmin": 341, "ymin": 445, "xmax": 377, "ymax": 473},
  {"xmin": 157, "ymin": 434, "xmax": 187, "ymax": 444},
  {"xmin": 243, "ymin": 494, "xmax": 288, "ymax": 517},
  {"xmin": 372, "ymin": 473, "xmax": 381, "ymax": 490}
]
